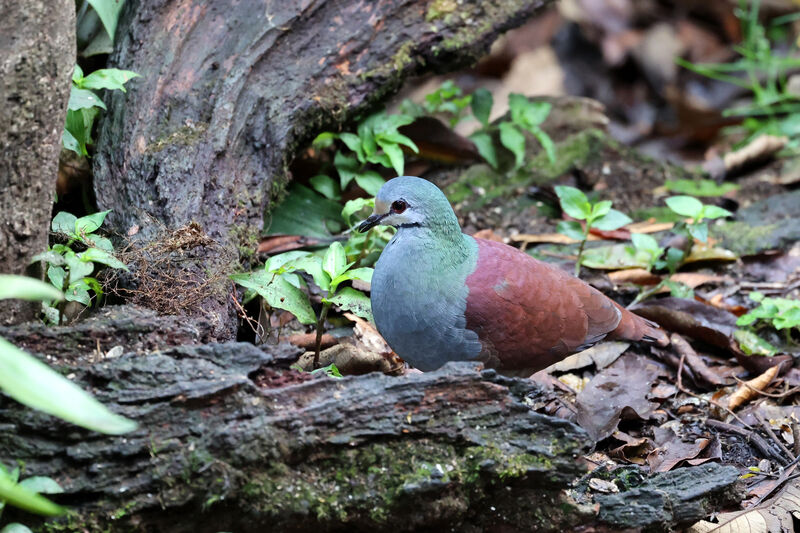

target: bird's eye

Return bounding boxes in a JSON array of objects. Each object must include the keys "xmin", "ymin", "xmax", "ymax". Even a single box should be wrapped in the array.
[{"xmin": 391, "ymin": 200, "xmax": 407, "ymax": 214}]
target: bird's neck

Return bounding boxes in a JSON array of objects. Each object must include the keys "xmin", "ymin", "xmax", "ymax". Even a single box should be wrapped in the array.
[{"xmin": 390, "ymin": 222, "xmax": 473, "ymax": 269}]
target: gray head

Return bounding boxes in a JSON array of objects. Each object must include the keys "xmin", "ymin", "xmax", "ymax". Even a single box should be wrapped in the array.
[{"xmin": 357, "ymin": 176, "xmax": 461, "ymax": 236}]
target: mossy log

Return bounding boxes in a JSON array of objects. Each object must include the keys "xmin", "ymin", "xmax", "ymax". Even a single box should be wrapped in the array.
[
  {"xmin": 0, "ymin": 309, "xmax": 741, "ymax": 532},
  {"xmin": 92, "ymin": 0, "xmax": 553, "ymax": 339}
]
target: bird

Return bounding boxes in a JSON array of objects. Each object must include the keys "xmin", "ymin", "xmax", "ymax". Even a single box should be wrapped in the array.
[{"xmin": 358, "ymin": 176, "xmax": 668, "ymax": 375}]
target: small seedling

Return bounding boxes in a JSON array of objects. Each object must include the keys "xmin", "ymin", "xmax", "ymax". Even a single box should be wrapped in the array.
[
  {"xmin": 32, "ymin": 210, "xmax": 128, "ymax": 322},
  {"xmin": 737, "ymin": 292, "xmax": 800, "ymax": 343},
  {"xmin": 554, "ymin": 185, "xmax": 632, "ymax": 275},
  {"xmin": 63, "ymin": 65, "xmax": 139, "ymax": 156},
  {"xmin": 665, "ymin": 195, "xmax": 732, "ymax": 243},
  {"xmin": 231, "ymin": 242, "xmax": 374, "ymax": 369}
]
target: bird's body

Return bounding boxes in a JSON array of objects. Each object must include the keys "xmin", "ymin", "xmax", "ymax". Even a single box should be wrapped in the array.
[{"xmin": 361, "ymin": 176, "xmax": 667, "ymax": 374}]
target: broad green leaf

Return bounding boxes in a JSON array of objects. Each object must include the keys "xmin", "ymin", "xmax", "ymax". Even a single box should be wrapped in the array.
[
  {"xmin": 554, "ymin": 185, "xmax": 590, "ymax": 220},
  {"xmin": 581, "ymin": 243, "xmax": 651, "ymax": 270},
  {"xmin": 0, "ymin": 276, "xmax": 63, "ymax": 302},
  {"xmin": 65, "ymin": 281, "xmax": 92, "ymax": 305},
  {"xmin": 334, "ymin": 151, "xmax": 361, "ymax": 189},
  {"xmin": 664, "ymin": 179, "xmax": 739, "ymax": 197},
  {"xmin": 282, "ymin": 254, "xmax": 330, "ymax": 292},
  {"xmin": 509, "ymin": 94, "xmax": 551, "ymax": 128},
  {"xmin": 62, "ymin": 128, "xmax": 82, "ymax": 156},
  {"xmin": 51, "ymin": 212, "xmax": 78, "ymax": 234},
  {"xmin": 592, "ymin": 208, "xmax": 632, "ymax": 231},
  {"xmin": 630, "ymin": 233, "xmax": 661, "ymax": 256},
  {"xmin": 18, "ymin": 477, "xmax": 63, "ymax": 495},
  {"xmin": 665, "ymin": 195, "xmax": 704, "ymax": 218},
  {"xmin": 556, "ymin": 220, "xmax": 585, "ymax": 241},
  {"xmin": 531, "ymin": 128, "xmax": 556, "ymax": 164},
  {"xmin": 664, "ymin": 247, "xmax": 685, "ymax": 274},
  {"xmin": 79, "ymin": 248, "xmax": 128, "ymax": 271},
  {"xmin": 734, "ymin": 329, "xmax": 778, "ymax": 357},
  {"xmin": 471, "ymin": 88, "xmax": 493, "ymax": 126},
  {"xmin": 339, "ymin": 133, "xmax": 365, "ymax": 163},
  {"xmin": 353, "ymin": 172, "xmax": 384, "ymax": 196},
  {"xmin": 378, "ymin": 141, "xmax": 404, "ymax": 176},
  {"xmin": 46, "ymin": 266, "xmax": 67, "ymax": 291},
  {"xmin": 2, "ymin": 523, "xmax": 35, "ymax": 533},
  {"xmin": 310, "ymin": 363, "xmax": 343, "ymax": 378},
  {"xmin": 469, "ymin": 132, "xmax": 498, "ymax": 169},
  {"xmin": 75, "ymin": 210, "xmax": 111, "ymax": 234},
  {"xmin": 0, "ymin": 337, "xmax": 137, "ymax": 434},
  {"xmin": 342, "ymin": 198, "xmax": 373, "ymax": 225},
  {"xmin": 0, "ymin": 469, "xmax": 62, "ymax": 517},
  {"xmin": 68, "ymin": 87, "xmax": 106, "ymax": 111},
  {"xmin": 498, "ymin": 122, "xmax": 525, "ymax": 169},
  {"xmin": 309, "ymin": 174, "xmax": 340, "ymax": 200},
  {"xmin": 86, "ymin": 0, "xmax": 125, "ymax": 40},
  {"xmin": 230, "ymin": 271, "xmax": 316, "ymax": 324},
  {"xmin": 700, "ymin": 205, "xmax": 733, "ymax": 220},
  {"xmin": 331, "ymin": 267, "xmax": 373, "ymax": 290},
  {"xmin": 376, "ymin": 131, "xmax": 418, "ymax": 153},
  {"xmin": 265, "ymin": 251, "xmax": 311, "ymax": 272},
  {"xmin": 323, "ymin": 242, "xmax": 347, "ymax": 279},
  {"xmin": 325, "ymin": 287, "xmax": 373, "ymax": 322},
  {"xmin": 661, "ymin": 280, "xmax": 694, "ymax": 299},
  {"xmin": 80, "ymin": 69, "xmax": 139, "ymax": 92},
  {"xmin": 687, "ymin": 221, "xmax": 709, "ymax": 243},
  {"xmin": 65, "ymin": 254, "xmax": 94, "ymax": 284},
  {"xmin": 591, "ymin": 200, "xmax": 612, "ymax": 219},
  {"xmin": 30, "ymin": 250, "xmax": 65, "ymax": 267},
  {"xmin": 63, "ymin": 107, "xmax": 97, "ymax": 156},
  {"xmin": 365, "ymin": 150, "xmax": 392, "ymax": 169},
  {"xmin": 312, "ymin": 131, "xmax": 337, "ymax": 149},
  {"xmin": 85, "ymin": 235, "xmax": 114, "ymax": 251},
  {"xmin": 72, "ymin": 64, "xmax": 84, "ymax": 83},
  {"xmin": 265, "ymin": 183, "xmax": 344, "ymax": 238}
]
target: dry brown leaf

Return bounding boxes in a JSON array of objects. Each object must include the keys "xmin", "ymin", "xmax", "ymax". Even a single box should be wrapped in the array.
[
  {"xmin": 510, "ymin": 232, "xmax": 602, "ymax": 245},
  {"xmin": 687, "ymin": 478, "xmax": 800, "ymax": 532},
  {"xmin": 626, "ymin": 221, "xmax": 675, "ymax": 234},
  {"xmin": 608, "ymin": 268, "xmax": 662, "ymax": 286},
  {"xmin": 727, "ymin": 365, "xmax": 780, "ymax": 411},
  {"xmin": 723, "ymin": 134, "xmax": 788, "ymax": 173},
  {"xmin": 549, "ymin": 341, "xmax": 630, "ymax": 372}
]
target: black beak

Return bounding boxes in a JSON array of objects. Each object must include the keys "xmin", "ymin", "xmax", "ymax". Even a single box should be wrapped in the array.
[{"xmin": 357, "ymin": 213, "xmax": 386, "ymax": 233}]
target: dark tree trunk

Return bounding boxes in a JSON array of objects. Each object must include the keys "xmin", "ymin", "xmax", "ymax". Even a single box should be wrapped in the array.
[
  {"xmin": 0, "ymin": 310, "xmax": 741, "ymax": 532},
  {"xmin": 0, "ymin": 0, "xmax": 75, "ymax": 325},
  {"xmin": 93, "ymin": 0, "xmax": 551, "ymax": 339}
]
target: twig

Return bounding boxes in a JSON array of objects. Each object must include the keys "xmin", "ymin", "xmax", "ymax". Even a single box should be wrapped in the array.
[
  {"xmin": 705, "ymin": 419, "xmax": 784, "ymax": 464},
  {"xmin": 754, "ymin": 412, "xmax": 796, "ymax": 462},
  {"xmin": 670, "ymin": 333, "xmax": 725, "ymax": 388},
  {"xmin": 675, "ymin": 351, "xmax": 753, "ymax": 430},
  {"xmin": 792, "ymin": 417, "xmax": 800, "ymax": 458}
]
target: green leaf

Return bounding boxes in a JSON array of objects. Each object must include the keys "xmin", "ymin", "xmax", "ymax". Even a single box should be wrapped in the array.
[
  {"xmin": 46, "ymin": 266, "xmax": 67, "ymax": 291},
  {"xmin": 378, "ymin": 141, "xmax": 404, "ymax": 176},
  {"xmin": 664, "ymin": 247, "xmax": 685, "ymax": 274},
  {"xmin": 85, "ymin": 235, "xmax": 114, "ymax": 251},
  {"xmin": 18, "ymin": 477, "xmax": 63, "ymax": 495},
  {"xmin": 471, "ymin": 88, "xmax": 493, "ymax": 126},
  {"xmin": 312, "ymin": 131, "xmax": 337, "ymax": 149},
  {"xmin": 65, "ymin": 281, "xmax": 91, "ymax": 305},
  {"xmin": 664, "ymin": 179, "xmax": 739, "ymax": 197},
  {"xmin": 342, "ymin": 198, "xmax": 374, "ymax": 226},
  {"xmin": 509, "ymin": 94, "xmax": 551, "ymax": 128},
  {"xmin": 734, "ymin": 329, "xmax": 778, "ymax": 357},
  {"xmin": 309, "ymin": 175, "xmax": 340, "ymax": 200},
  {"xmin": 0, "ymin": 469, "xmax": 62, "ymax": 517},
  {"xmin": 498, "ymin": 122, "xmax": 525, "ymax": 169},
  {"xmin": 469, "ymin": 132, "xmax": 498, "ymax": 169},
  {"xmin": 63, "ymin": 108, "xmax": 97, "ymax": 156},
  {"xmin": 0, "ymin": 276, "xmax": 64, "ymax": 302},
  {"xmin": 79, "ymin": 248, "xmax": 128, "ymax": 271},
  {"xmin": 230, "ymin": 271, "xmax": 316, "ymax": 324},
  {"xmin": 86, "ymin": 0, "xmax": 125, "ymax": 40},
  {"xmin": 310, "ymin": 363, "xmax": 343, "ymax": 378},
  {"xmin": 700, "ymin": 205, "xmax": 733, "ymax": 220},
  {"xmin": 592, "ymin": 208, "xmax": 632, "ymax": 231},
  {"xmin": 65, "ymin": 254, "xmax": 94, "ymax": 284},
  {"xmin": 661, "ymin": 280, "xmax": 694, "ymax": 299},
  {"xmin": 556, "ymin": 220, "xmax": 585, "ymax": 241},
  {"xmin": 334, "ymin": 151, "xmax": 361, "ymax": 189},
  {"xmin": 264, "ymin": 251, "xmax": 311, "ymax": 272},
  {"xmin": 553, "ymin": 186, "xmax": 590, "ymax": 220},
  {"xmin": 2, "ymin": 523, "xmax": 35, "ymax": 533},
  {"xmin": 631, "ymin": 233, "xmax": 661, "ymax": 256},
  {"xmin": 591, "ymin": 200, "xmax": 612, "ymax": 219},
  {"xmin": 323, "ymin": 242, "xmax": 347, "ymax": 280},
  {"xmin": 281, "ymin": 254, "xmax": 330, "ymax": 292},
  {"xmin": 265, "ymin": 183, "xmax": 344, "ymax": 238},
  {"xmin": 750, "ymin": 291, "xmax": 765, "ymax": 303},
  {"xmin": 331, "ymin": 267, "xmax": 374, "ymax": 288},
  {"xmin": 339, "ymin": 133, "xmax": 365, "ymax": 163},
  {"xmin": 68, "ymin": 87, "xmax": 106, "ymax": 111},
  {"xmin": 0, "ymin": 336, "xmax": 137, "ymax": 434},
  {"xmin": 581, "ymin": 243, "xmax": 651, "ymax": 270},
  {"xmin": 687, "ymin": 221, "xmax": 709, "ymax": 243},
  {"xmin": 665, "ymin": 195, "xmax": 704, "ymax": 218},
  {"xmin": 353, "ymin": 172, "xmax": 385, "ymax": 196},
  {"xmin": 531, "ymin": 128, "xmax": 556, "ymax": 164},
  {"xmin": 30, "ymin": 250, "xmax": 65, "ymax": 267},
  {"xmin": 72, "ymin": 64, "xmax": 84, "ymax": 84},
  {"xmin": 51, "ymin": 212, "xmax": 78, "ymax": 234},
  {"xmin": 325, "ymin": 287, "xmax": 373, "ymax": 322},
  {"xmin": 62, "ymin": 128, "xmax": 82, "ymax": 156},
  {"xmin": 75, "ymin": 210, "xmax": 111, "ymax": 234},
  {"xmin": 80, "ymin": 69, "xmax": 139, "ymax": 92},
  {"xmin": 376, "ymin": 131, "xmax": 418, "ymax": 153}
]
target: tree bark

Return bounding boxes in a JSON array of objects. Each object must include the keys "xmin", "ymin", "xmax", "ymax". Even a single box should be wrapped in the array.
[
  {"xmin": 93, "ymin": 0, "xmax": 551, "ymax": 339},
  {"xmin": 0, "ymin": 0, "xmax": 75, "ymax": 325},
  {"xmin": 0, "ymin": 320, "xmax": 741, "ymax": 532}
]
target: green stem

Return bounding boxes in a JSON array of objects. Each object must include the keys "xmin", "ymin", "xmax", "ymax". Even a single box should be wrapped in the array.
[
  {"xmin": 313, "ymin": 302, "xmax": 332, "ymax": 370},
  {"xmin": 574, "ymin": 236, "xmax": 587, "ymax": 277}
]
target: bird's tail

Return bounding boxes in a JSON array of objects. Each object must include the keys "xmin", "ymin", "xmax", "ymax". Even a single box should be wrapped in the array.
[{"xmin": 611, "ymin": 303, "xmax": 670, "ymax": 346}]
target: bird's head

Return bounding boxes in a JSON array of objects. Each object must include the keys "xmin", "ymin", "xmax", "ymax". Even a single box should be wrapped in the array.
[{"xmin": 357, "ymin": 176, "xmax": 459, "ymax": 234}]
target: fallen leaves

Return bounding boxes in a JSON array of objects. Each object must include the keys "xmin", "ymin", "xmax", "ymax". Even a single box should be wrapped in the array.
[{"xmin": 727, "ymin": 365, "xmax": 780, "ymax": 411}]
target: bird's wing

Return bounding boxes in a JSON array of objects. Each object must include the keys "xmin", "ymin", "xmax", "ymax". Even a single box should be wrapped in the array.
[{"xmin": 464, "ymin": 237, "xmax": 621, "ymax": 371}]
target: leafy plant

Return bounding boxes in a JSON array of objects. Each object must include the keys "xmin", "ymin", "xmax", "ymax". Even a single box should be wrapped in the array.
[
  {"xmin": 33, "ymin": 210, "xmax": 128, "ymax": 322},
  {"xmin": 664, "ymin": 179, "xmax": 739, "ymax": 197},
  {"xmin": 676, "ymin": 0, "xmax": 800, "ymax": 149},
  {"xmin": 0, "ymin": 274, "xmax": 136, "ymax": 522},
  {"xmin": 63, "ymin": 65, "xmax": 139, "ymax": 156},
  {"xmin": 553, "ymin": 185, "xmax": 632, "ymax": 275},
  {"xmin": 231, "ymin": 241, "xmax": 374, "ymax": 369},
  {"xmin": 469, "ymin": 91, "xmax": 556, "ymax": 170},
  {"xmin": 664, "ymin": 195, "xmax": 732, "ymax": 243},
  {"xmin": 737, "ymin": 292, "xmax": 800, "ymax": 343}
]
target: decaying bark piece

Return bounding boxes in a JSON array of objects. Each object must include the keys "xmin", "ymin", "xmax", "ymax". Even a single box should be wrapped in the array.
[
  {"xmin": 0, "ymin": 331, "xmax": 741, "ymax": 532},
  {"xmin": 93, "ymin": 0, "xmax": 552, "ymax": 338},
  {"xmin": 0, "ymin": 0, "xmax": 74, "ymax": 324}
]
